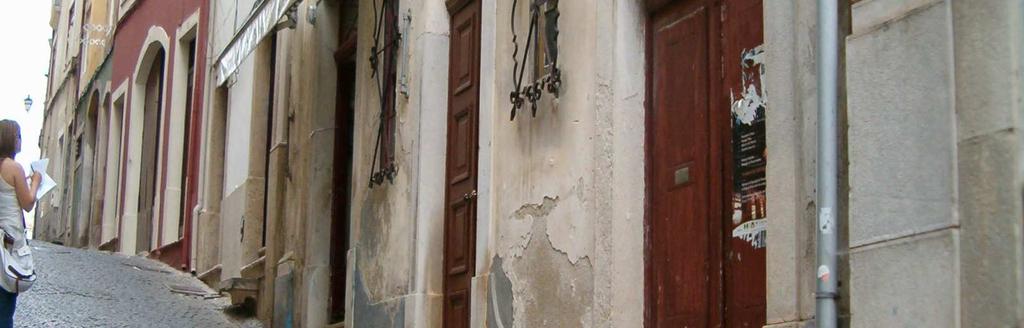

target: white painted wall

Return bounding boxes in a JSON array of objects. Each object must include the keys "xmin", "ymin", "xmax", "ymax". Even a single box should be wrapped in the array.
[{"xmin": 223, "ymin": 59, "xmax": 255, "ymax": 195}]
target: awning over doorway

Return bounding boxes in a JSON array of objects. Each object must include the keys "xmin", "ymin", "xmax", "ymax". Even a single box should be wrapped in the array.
[{"xmin": 215, "ymin": 0, "xmax": 298, "ymax": 85}]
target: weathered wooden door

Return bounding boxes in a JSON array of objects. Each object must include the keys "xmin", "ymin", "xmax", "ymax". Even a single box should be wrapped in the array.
[
  {"xmin": 646, "ymin": 0, "xmax": 765, "ymax": 327},
  {"xmin": 443, "ymin": 0, "xmax": 480, "ymax": 327},
  {"xmin": 138, "ymin": 52, "xmax": 164, "ymax": 254}
]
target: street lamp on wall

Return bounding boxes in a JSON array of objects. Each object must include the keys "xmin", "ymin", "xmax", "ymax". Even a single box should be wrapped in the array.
[
  {"xmin": 509, "ymin": 0, "xmax": 561, "ymax": 120},
  {"xmin": 23, "ymin": 95, "xmax": 33, "ymax": 112}
]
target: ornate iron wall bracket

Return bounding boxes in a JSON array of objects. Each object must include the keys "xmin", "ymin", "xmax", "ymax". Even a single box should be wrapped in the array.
[
  {"xmin": 368, "ymin": 0, "xmax": 401, "ymax": 187},
  {"xmin": 509, "ymin": 0, "xmax": 560, "ymax": 120}
]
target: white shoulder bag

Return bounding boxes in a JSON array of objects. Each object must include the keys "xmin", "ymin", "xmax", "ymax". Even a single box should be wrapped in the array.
[{"xmin": 0, "ymin": 217, "xmax": 35, "ymax": 293}]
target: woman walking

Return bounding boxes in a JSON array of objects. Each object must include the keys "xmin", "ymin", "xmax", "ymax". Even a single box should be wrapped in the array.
[{"xmin": 0, "ymin": 119, "xmax": 40, "ymax": 327}]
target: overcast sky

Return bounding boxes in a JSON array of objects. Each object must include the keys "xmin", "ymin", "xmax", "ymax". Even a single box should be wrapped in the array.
[
  {"xmin": 0, "ymin": 2, "xmax": 53, "ymax": 232},
  {"xmin": 0, "ymin": 1, "xmax": 51, "ymax": 168}
]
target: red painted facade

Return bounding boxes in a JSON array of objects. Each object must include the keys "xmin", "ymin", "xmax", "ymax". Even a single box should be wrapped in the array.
[{"xmin": 113, "ymin": 0, "xmax": 209, "ymax": 270}]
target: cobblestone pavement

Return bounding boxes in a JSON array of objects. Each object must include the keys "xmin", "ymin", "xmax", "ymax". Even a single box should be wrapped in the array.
[{"xmin": 13, "ymin": 241, "xmax": 262, "ymax": 328}]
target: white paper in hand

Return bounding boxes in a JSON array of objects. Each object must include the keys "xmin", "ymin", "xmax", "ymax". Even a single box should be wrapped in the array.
[
  {"xmin": 30, "ymin": 159, "xmax": 47, "ymax": 174},
  {"xmin": 29, "ymin": 159, "xmax": 56, "ymax": 200}
]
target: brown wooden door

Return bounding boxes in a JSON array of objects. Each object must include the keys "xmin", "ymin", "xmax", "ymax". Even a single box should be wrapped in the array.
[
  {"xmin": 443, "ymin": 1, "xmax": 481, "ymax": 327},
  {"xmin": 646, "ymin": 0, "xmax": 765, "ymax": 327},
  {"xmin": 138, "ymin": 52, "xmax": 165, "ymax": 253}
]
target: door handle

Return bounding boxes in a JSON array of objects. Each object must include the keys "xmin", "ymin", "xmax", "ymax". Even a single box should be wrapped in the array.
[{"xmin": 463, "ymin": 190, "xmax": 478, "ymax": 202}]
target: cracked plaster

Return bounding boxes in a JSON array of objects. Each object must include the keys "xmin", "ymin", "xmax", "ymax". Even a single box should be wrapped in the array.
[{"xmin": 503, "ymin": 217, "xmax": 593, "ymax": 328}]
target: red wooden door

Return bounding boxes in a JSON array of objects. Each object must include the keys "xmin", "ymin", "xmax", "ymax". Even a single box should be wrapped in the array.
[
  {"xmin": 646, "ymin": 0, "xmax": 765, "ymax": 327},
  {"xmin": 443, "ymin": 1, "xmax": 481, "ymax": 327}
]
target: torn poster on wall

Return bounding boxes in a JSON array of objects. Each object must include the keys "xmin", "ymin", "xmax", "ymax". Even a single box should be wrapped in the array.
[
  {"xmin": 730, "ymin": 45, "xmax": 767, "ymax": 249},
  {"xmin": 732, "ymin": 218, "xmax": 766, "ymax": 249}
]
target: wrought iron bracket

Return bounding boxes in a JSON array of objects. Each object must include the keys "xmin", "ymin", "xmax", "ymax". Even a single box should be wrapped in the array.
[{"xmin": 509, "ymin": 0, "xmax": 561, "ymax": 120}]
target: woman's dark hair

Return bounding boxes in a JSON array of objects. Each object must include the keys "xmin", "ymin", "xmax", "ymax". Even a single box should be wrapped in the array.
[{"xmin": 0, "ymin": 120, "xmax": 20, "ymax": 160}]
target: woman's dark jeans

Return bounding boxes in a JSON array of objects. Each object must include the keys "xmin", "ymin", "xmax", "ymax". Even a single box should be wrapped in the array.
[{"xmin": 0, "ymin": 289, "xmax": 16, "ymax": 328}]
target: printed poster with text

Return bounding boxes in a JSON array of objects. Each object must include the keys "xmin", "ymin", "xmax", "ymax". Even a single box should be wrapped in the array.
[{"xmin": 730, "ymin": 46, "xmax": 767, "ymax": 250}]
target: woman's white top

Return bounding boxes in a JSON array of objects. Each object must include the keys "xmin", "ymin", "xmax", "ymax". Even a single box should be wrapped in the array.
[
  {"xmin": 0, "ymin": 161, "xmax": 35, "ymax": 291},
  {"xmin": 0, "ymin": 165, "xmax": 28, "ymax": 251}
]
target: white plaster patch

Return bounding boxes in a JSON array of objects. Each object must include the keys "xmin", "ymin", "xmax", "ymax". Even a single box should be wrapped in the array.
[
  {"xmin": 731, "ymin": 218, "xmax": 767, "ymax": 249},
  {"xmin": 503, "ymin": 224, "xmax": 535, "ymax": 260},
  {"xmin": 500, "ymin": 205, "xmax": 536, "ymax": 260},
  {"xmin": 543, "ymin": 179, "xmax": 592, "ymax": 264}
]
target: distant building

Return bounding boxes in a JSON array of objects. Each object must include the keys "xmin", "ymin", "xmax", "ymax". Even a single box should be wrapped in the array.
[{"xmin": 36, "ymin": 0, "xmax": 117, "ymax": 249}]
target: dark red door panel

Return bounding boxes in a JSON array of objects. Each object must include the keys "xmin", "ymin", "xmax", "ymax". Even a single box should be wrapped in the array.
[
  {"xmin": 646, "ymin": 0, "xmax": 765, "ymax": 327},
  {"xmin": 443, "ymin": 1, "xmax": 480, "ymax": 327}
]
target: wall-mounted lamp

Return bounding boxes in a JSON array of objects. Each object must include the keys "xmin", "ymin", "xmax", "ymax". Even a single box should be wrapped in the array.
[
  {"xmin": 509, "ymin": 0, "xmax": 561, "ymax": 120},
  {"xmin": 24, "ymin": 95, "xmax": 33, "ymax": 112}
]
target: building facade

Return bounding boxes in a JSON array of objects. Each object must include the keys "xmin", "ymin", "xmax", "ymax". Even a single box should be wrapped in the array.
[
  {"xmin": 38, "ymin": 0, "xmax": 1024, "ymax": 327},
  {"xmin": 37, "ymin": 0, "xmax": 118, "ymax": 248},
  {"xmin": 39, "ymin": 0, "xmax": 211, "ymax": 270},
  {"xmin": 107, "ymin": 0, "xmax": 210, "ymax": 268}
]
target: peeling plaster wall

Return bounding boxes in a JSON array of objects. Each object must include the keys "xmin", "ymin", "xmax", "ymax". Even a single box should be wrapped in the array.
[
  {"xmin": 324, "ymin": 0, "xmax": 650, "ymax": 326},
  {"xmin": 488, "ymin": 0, "xmax": 599, "ymax": 324},
  {"xmin": 267, "ymin": 0, "xmax": 641, "ymax": 326},
  {"xmin": 481, "ymin": 0, "xmax": 646, "ymax": 327}
]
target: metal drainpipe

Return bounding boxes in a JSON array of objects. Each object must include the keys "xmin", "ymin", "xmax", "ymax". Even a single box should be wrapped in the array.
[{"xmin": 816, "ymin": 0, "xmax": 839, "ymax": 327}]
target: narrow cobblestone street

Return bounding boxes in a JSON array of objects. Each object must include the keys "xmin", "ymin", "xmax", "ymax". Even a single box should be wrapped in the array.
[{"xmin": 14, "ymin": 241, "xmax": 261, "ymax": 328}]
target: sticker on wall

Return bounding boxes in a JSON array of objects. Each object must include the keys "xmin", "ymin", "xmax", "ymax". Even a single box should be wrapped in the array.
[
  {"xmin": 731, "ymin": 218, "xmax": 767, "ymax": 249},
  {"xmin": 817, "ymin": 265, "xmax": 831, "ymax": 283},
  {"xmin": 730, "ymin": 45, "xmax": 768, "ymax": 250},
  {"xmin": 819, "ymin": 207, "xmax": 834, "ymax": 234}
]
